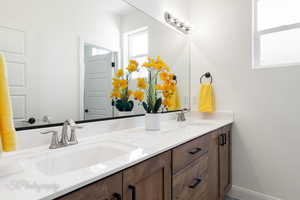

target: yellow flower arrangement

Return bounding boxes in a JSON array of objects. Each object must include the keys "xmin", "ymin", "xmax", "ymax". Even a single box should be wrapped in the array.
[
  {"xmin": 133, "ymin": 91, "xmax": 144, "ymax": 101},
  {"xmin": 162, "ymin": 98, "xmax": 171, "ymax": 107},
  {"xmin": 137, "ymin": 78, "xmax": 147, "ymax": 89},
  {"xmin": 128, "ymin": 90, "xmax": 133, "ymax": 97},
  {"xmin": 120, "ymin": 80, "xmax": 128, "ymax": 89},
  {"xmin": 160, "ymin": 72, "xmax": 168, "ymax": 81},
  {"xmin": 129, "ymin": 60, "xmax": 139, "ymax": 66},
  {"xmin": 112, "ymin": 78, "xmax": 120, "ymax": 89},
  {"xmin": 136, "ymin": 56, "xmax": 177, "ymax": 113},
  {"xmin": 126, "ymin": 60, "xmax": 139, "ymax": 72},
  {"xmin": 142, "ymin": 56, "xmax": 171, "ymax": 72},
  {"xmin": 115, "ymin": 69, "xmax": 124, "ymax": 77},
  {"xmin": 111, "ymin": 60, "xmax": 140, "ymax": 112},
  {"xmin": 111, "ymin": 90, "xmax": 121, "ymax": 98}
]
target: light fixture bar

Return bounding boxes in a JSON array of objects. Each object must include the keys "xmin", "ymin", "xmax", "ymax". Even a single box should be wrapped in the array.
[{"xmin": 164, "ymin": 12, "xmax": 191, "ymax": 34}]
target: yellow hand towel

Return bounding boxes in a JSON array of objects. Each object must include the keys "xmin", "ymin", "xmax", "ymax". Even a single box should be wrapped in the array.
[
  {"xmin": 0, "ymin": 55, "xmax": 16, "ymax": 152},
  {"xmin": 198, "ymin": 83, "xmax": 215, "ymax": 113},
  {"xmin": 169, "ymin": 87, "xmax": 181, "ymax": 111}
]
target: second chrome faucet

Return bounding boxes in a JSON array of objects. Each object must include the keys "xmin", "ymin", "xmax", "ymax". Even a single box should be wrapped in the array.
[{"xmin": 41, "ymin": 119, "xmax": 83, "ymax": 149}]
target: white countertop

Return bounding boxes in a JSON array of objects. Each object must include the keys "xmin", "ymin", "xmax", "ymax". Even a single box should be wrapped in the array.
[{"xmin": 0, "ymin": 112, "xmax": 233, "ymax": 200}]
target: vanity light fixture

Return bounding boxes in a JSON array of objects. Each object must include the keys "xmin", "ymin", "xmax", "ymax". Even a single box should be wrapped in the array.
[{"xmin": 164, "ymin": 12, "xmax": 191, "ymax": 34}]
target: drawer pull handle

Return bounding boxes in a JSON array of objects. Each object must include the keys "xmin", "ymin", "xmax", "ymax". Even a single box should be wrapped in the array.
[
  {"xmin": 219, "ymin": 134, "xmax": 227, "ymax": 146},
  {"xmin": 111, "ymin": 193, "xmax": 122, "ymax": 200},
  {"xmin": 189, "ymin": 177, "xmax": 203, "ymax": 189},
  {"xmin": 189, "ymin": 147, "xmax": 202, "ymax": 155},
  {"xmin": 128, "ymin": 185, "xmax": 136, "ymax": 200}
]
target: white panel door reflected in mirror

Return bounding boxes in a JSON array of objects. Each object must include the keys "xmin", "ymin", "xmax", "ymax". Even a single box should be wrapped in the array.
[{"xmin": 82, "ymin": 44, "xmax": 114, "ymax": 120}]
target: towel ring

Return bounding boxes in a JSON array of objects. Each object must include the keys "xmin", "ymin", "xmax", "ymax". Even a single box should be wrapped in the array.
[{"xmin": 200, "ymin": 72, "xmax": 213, "ymax": 84}]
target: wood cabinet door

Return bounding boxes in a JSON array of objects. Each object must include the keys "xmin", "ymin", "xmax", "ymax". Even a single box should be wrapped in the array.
[
  {"xmin": 123, "ymin": 151, "xmax": 172, "ymax": 200},
  {"xmin": 219, "ymin": 126, "xmax": 232, "ymax": 199},
  {"xmin": 56, "ymin": 173, "xmax": 122, "ymax": 200},
  {"xmin": 208, "ymin": 131, "xmax": 220, "ymax": 200}
]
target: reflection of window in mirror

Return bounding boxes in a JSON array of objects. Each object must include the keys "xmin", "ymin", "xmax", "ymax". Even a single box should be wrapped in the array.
[
  {"xmin": 123, "ymin": 27, "xmax": 148, "ymax": 78},
  {"xmin": 91, "ymin": 47, "xmax": 110, "ymax": 56}
]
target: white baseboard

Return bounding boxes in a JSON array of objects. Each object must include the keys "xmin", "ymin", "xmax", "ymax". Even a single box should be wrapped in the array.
[{"xmin": 228, "ymin": 185, "xmax": 283, "ymax": 200}]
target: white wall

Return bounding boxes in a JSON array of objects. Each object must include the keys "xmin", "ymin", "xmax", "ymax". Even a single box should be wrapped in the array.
[
  {"xmin": 0, "ymin": 0, "xmax": 121, "ymax": 123},
  {"xmin": 189, "ymin": 0, "xmax": 300, "ymax": 199}
]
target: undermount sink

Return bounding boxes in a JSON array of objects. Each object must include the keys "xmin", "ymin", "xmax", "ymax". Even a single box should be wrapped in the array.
[{"xmin": 33, "ymin": 141, "xmax": 138, "ymax": 176}]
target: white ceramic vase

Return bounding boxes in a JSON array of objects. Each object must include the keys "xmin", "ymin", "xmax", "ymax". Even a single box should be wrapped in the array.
[{"xmin": 145, "ymin": 113, "xmax": 161, "ymax": 131}]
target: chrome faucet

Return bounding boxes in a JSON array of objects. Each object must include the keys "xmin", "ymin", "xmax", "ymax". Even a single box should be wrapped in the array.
[
  {"xmin": 41, "ymin": 119, "xmax": 83, "ymax": 149},
  {"xmin": 177, "ymin": 109, "xmax": 188, "ymax": 122}
]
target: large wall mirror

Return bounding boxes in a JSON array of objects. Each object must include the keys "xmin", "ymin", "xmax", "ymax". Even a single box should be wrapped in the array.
[{"xmin": 0, "ymin": 0, "xmax": 190, "ymax": 129}]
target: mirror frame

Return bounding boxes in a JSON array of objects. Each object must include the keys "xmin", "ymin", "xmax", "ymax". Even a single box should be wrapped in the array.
[{"xmin": 15, "ymin": 0, "xmax": 191, "ymax": 131}]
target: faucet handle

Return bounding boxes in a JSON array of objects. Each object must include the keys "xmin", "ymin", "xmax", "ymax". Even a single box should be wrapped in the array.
[
  {"xmin": 41, "ymin": 130, "xmax": 60, "ymax": 149},
  {"xmin": 69, "ymin": 123, "xmax": 84, "ymax": 145},
  {"xmin": 177, "ymin": 110, "xmax": 186, "ymax": 122}
]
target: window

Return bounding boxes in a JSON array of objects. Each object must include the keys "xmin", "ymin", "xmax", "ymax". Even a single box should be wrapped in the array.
[
  {"xmin": 253, "ymin": 0, "xmax": 300, "ymax": 68},
  {"xmin": 123, "ymin": 27, "xmax": 149, "ymax": 78},
  {"xmin": 91, "ymin": 47, "xmax": 110, "ymax": 56}
]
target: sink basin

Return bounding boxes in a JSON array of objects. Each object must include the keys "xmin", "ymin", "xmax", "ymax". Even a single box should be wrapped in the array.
[{"xmin": 33, "ymin": 141, "xmax": 137, "ymax": 176}]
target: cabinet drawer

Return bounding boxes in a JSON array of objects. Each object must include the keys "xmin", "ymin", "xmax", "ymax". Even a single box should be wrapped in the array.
[
  {"xmin": 173, "ymin": 155, "xmax": 208, "ymax": 200},
  {"xmin": 173, "ymin": 134, "xmax": 209, "ymax": 174}
]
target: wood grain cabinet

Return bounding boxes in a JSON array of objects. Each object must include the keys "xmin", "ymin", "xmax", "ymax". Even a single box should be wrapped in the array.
[
  {"xmin": 219, "ymin": 125, "xmax": 232, "ymax": 199},
  {"xmin": 56, "ymin": 124, "xmax": 232, "ymax": 200},
  {"xmin": 208, "ymin": 125, "xmax": 232, "ymax": 200},
  {"xmin": 55, "ymin": 173, "xmax": 122, "ymax": 200},
  {"xmin": 123, "ymin": 151, "xmax": 172, "ymax": 200},
  {"xmin": 208, "ymin": 130, "xmax": 221, "ymax": 200}
]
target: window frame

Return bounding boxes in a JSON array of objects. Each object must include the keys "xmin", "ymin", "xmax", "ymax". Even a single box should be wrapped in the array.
[
  {"xmin": 252, "ymin": 0, "xmax": 300, "ymax": 69},
  {"xmin": 123, "ymin": 27, "xmax": 149, "ymax": 78}
]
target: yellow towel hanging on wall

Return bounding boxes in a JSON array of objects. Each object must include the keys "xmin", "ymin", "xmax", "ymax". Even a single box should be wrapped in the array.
[
  {"xmin": 169, "ymin": 87, "xmax": 181, "ymax": 111},
  {"xmin": 0, "ymin": 55, "xmax": 16, "ymax": 152},
  {"xmin": 198, "ymin": 83, "xmax": 215, "ymax": 113}
]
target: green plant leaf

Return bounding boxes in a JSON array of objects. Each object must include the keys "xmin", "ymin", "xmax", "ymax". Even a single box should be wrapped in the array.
[
  {"xmin": 115, "ymin": 100, "xmax": 123, "ymax": 111},
  {"xmin": 142, "ymin": 102, "xmax": 150, "ymax": 113},
  {"xmin": 128, "ymin": 101, "xmax": 134, "ymax": 111},
  {"xmin": 153, "ymin": 98, "xmax": 162, "ymax": 113}
]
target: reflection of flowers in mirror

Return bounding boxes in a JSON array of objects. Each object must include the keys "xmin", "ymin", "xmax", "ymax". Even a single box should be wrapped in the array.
[{"xmin": 110, "ymin": 60, "xmax": 139, "ymax": 112}]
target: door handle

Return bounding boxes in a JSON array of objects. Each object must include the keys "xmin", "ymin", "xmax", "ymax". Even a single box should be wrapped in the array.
[
  {"xmin": 189, "ymin": 147, "xmax": 202, "ymax": 155},
  {"xmin": 219, "ymin": 134, "xmax": 226, "ymax": 146},
  {"xmin": 128, "ymin": 185, "xmax": 136, "ymax": 200},
  {"xmin": 219, "ymin": 135, "xmax": 224, "ymax": 145},
  {"xmin": 189, "ymin": 177, "xmax": 203, "ymax": 189}
]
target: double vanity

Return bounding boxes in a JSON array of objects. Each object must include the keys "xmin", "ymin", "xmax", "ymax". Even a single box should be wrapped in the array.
[{"xmin": 0, "ymin": 112, "xmax": 233, "ymax": 200}]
